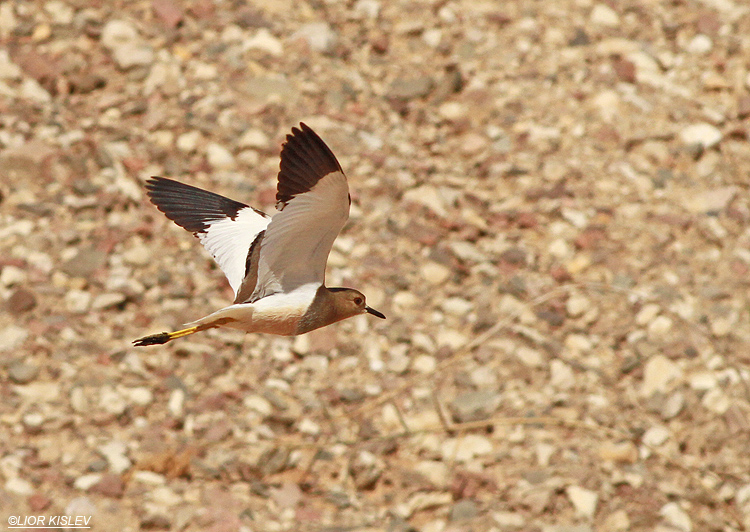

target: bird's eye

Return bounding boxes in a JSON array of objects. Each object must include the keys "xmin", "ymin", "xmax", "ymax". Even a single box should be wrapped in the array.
[{"xmin": 354, "ymin": 297, "xmax": 363, "ymax": 306}]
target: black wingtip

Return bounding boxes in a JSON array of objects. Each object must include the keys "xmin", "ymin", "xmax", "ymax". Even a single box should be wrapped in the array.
[
  {"xmin": 133, "ymin": 332, "xmax": 171, "ymax": 346},
  {"xmin": 276, "ymin": 123, "xmax": 343, "ymax": 205}
]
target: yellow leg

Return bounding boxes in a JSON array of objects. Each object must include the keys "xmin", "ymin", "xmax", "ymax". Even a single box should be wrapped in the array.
[{"xmin": 133, "ymin": 326, "xmax": 199, "ymax": 347}]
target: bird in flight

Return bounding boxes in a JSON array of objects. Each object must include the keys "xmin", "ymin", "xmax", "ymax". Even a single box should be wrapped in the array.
[{"xmin": 134, "ymin": 123, "xmax": 385, "ymax": 346}]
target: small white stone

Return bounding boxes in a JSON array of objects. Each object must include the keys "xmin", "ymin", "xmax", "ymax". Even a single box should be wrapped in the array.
[
  {"xmin": 641, "ymin": 355, "xmax": 682, "ymax": 397},
  {"xmin": 660, "ymin": 502, "xmax": 692, "ymax": 532},
  {"xmin": 515, "ymin": 346, "xmax": 544, "ymax": 367},
  {"xmin": 0, "ymin": 325, "xmax": 28, "ymax": 351},
  {"xmin": 686, "ymin": 34, "xmax": 712, "ymax": 55},
  {"xmin": 124, "ymin": 387, "xmax": 153, "ymax": 406},
  {"xmin": 550, "ymin": 359, "xmax": 575, "ymax": 390},
  {"xmin": 168, "ymin": 388, "xmax": 185, "ymax": 417},
  {"xmin": 420, "ymin": 262, "xmax": 451, "ymax": 285},
  {"xmin": 590, "ymin": 4, "xmax": 620, "ymax": 26},
  {"xmin": 293, "ymin": 22, "xmax": 338, "ymax": 53},
  {"xmin": 244, "ymin": 28, "xmax": 283, "ymax": 56},
  {"xmin": 436, "ymin": 329, "xmax": 467, "ymax": 350},
  {"xmin": 0, "ymin": 265, "xmax": 26, "ymax": 286},
  {"xmin": 98, "ymin": 441, "xmax": 131, "ymax": 474},
  {"xmin": 680, "ymin": 123, "xmax": 722, "ymax": 149},
  {"xmin": 122, "ymin": 244, "xmax": 151, "ymax": 266},
  {"xmin": 238, "ymin": 128, "xmax": 270, "ymax": 149},
  {"xmin": 648, "ymin": 315, "xmax": 673, "ymax": 339},
  {"xmin": 112, "ymin": 42, "xmax": 154, "ymax": 69},
  {"xmin": 100, "ymin": 386, "xmax": 126, "ymax": 415},
  {"xmin": 206, "ymin": 142, "xmax": 236, "ymax": 170},
  {"xmin": 5, "ymin": 477, "xmax": 34, "ymax": 495},
  {"xmin": 416, "ymin": 461, "xmax": 449, "ymax": 488},
  {"xmin": 566, "ymin": 294, "xmax": 590, "ymax": 317},
  {"xmin": 440, "ymin": 434, "xmax": 493, "ymax": 462},
  {"xmin": 101, "ymin": 20, "xmax": 138, "ymax": 49},
  {"xmin": 689, "ymin": 372, "xmax": 717, "ymax": 391},
  {"xmin": 635, "ymin": 303, "xmax": 660, "ymax": 325},
  {"xmin": 176, "ymin": 130, "xmax": 202, "ymax": 153},
  {"xmin": 566, "ymin": 485, "xmax": 599, "ymax": 518},
  {"xmin": 438, "ymin": 102, "xmax": 467, "ymax": 121},
  {"xmin": 65, "ymin": 289, "xmax": 92, "ymax": 314},
  {"xmin": 298, "ymin": 418, "xmax": 320, "ymax": 436},
  {"xmin": 23, "ymin": 412, "xmax": 45, "ymax": 430},
  {"xmin": 642, "ymin": 425, "xmax": 670, "ymax": 447},
  {"xmin": 441, "ymin": 297, "xmax": 473, "ymax": 316},
  {"xmin": 411, "ymin": 354, "xmax": 436, "ymax": 374},
  {"xmin": 243, "ymin": 394, "xmax": 272, "ymax": 417},
  {"xmin": 493, "ymin": 511, "xmax": 525, "ymax": 527},
  {"xmin": 44, "ymin": 1, "xmax": 74, "ymax": 24},
  {"xmin": 701, "ymin": 388, "xmax": 730, "ymax": 414},
  {"xmin": 20, "ymin": 78, "xmax": 51, "ymax": 102},
  {"xmin": 74, "ymin": 473, "xmax": 102, "ymax": 491}
]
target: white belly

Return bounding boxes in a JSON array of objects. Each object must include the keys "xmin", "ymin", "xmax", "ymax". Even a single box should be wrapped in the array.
[{"xmin": 189, "ymin": 283, "xmax": 320, "ymax": 336}]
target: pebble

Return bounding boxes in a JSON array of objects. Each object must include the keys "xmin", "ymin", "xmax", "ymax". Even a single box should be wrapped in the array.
[
  {"xmin": 441, "ymin": 297, "xmax": 473, "ymax": 316},
  {"xmin": 7, "ymin": 288, "xmax": 37, "ymax": 313},
  {"xmin": 395, "ymin": 491, "xmax": 453, "ymax": 518},
  {"xmin": 98, "ymin": 440, "xmax": 133, "ymax": 474},
  {"xmin": 550, "ymin": 359, "xmax": 575, "ymax": 390},
  {"xmin": 411, "ymin": 354, "xmax": 436, "ymax": 374},
  {"xmin": 566, "ymin": 294, "xmax": 590, "ymax": 317},
  {"xmin": 440, "ymin": 434, "xmax": 493, "ymax": 462},
  {"xmin": 493, "ymin": 511, "xmax": 525, "ymax": 527},
  {"xmin": 65, "ymin": 289, "xmax": 92, "ymax": 314},
  {"xmin": 100, "ymin": 386, "xmax": 127, "ymax": 416},
  {"xmin": 449, "ymin": 390, "xmax": 500, "ymax": 423},
  {"xmin": 5, "ymin": 477, "xmax": 34, "ymax": 495},
  {"xmin": 598, "ymin": 441, "xmax": 638, "ymax": 463},
  {"xmin": 566, "ymin": 485, "xmax": 598, "ymax": 518},
  {"xmin": 206, "ymin": 142, "xmax": 236, "ymax": 170},
  {"xmin": 415, "ymin": 460, "xmax": 449, "ymax": 487},
  {"xmin": 293, "ymin": 22, "xmax": 338, "ymax": 54},
  {"xmin": 91, "ymin": 474, "xmax": 124, "ymax": 498},
  {"xmin": 91, "ymin": 292, "xmax": 127, "ymax": 310},
  {"xmin": 8, "ymin": 361, "xmax": 39, "ymax": 384},
  {"xmin": 660, "ymin": 391, "xmax": 685, "ymax": 420},
  {"xmin": 388, "ymin": 76, "xmax": 434, "ymax": 100},
  {"xmin": 602, "ymin": 509, "xmax": 630, "ymax": 531},
  {"xmin": 701, "ymin": 388, "xmax": 730, "ymax": 414},
  {"xmin": 660, "ymin": 502, "xmax": 692, "ymax": 532},
  {"xmin": 62, "ymin": 248, "xmax": 107, "ymax": 278},
  {"xmin": 244, "ymin": 28, "xmax": 283, "ymax": 56},
  {"xmin": 238, "ymin": 128, "xmax": 270, "ymax": 149},
  {"xmin": 450, "ymin": 499, "xmax": 478, "ymax": 521},
  {"xmin": 641, "ymin": 355, "xmax": 681, "ymax": 397},
  {"xmin": 683, "ymin": 186, "xmax": 737, "ymax": 214},
  {"xmin": 74, "ymin": 473, "xmax": 103, "ymax": 491},
  {"xmin": 647, "ymin": 315, "xmax": 673, "ymax": 339},
  {"xmin": 176, "ymin": 130, "xmax": 202, "ymax": 153},
  {"xmin": 101, "ymin": 20, "xmax": 154, "ymax": 70},
  {"xmin": 168, "ymin": 388, "xmax": 185, "ymax": 417},
  {"xmin": 243, "ymin": 394, "xmax": 272, "ymax": 417},
  {"xmin": 686, "ymin": 34, "xmax": 712, "ymax": 55},
  {"xmin": 643, "ymin": 425, "xmax": 670, "ymax": 447},
  {"xmin": 420, "ymin": 262, "xmax": 451, "ymax": 285},
  {"xmin": 679, "ymin": 123, "xmax": 722, "ymax": 149},
  {"xmin": 590, "ymin": 4, "xmax": 620, "ymax": 26},
  {"xmin": 0, "ymin": 325, "xmax": 29, "ymax": 351},
  {"xmin": 515, "ymin": 346, "xmax": 544, "ymax": 367},
  {"xmin": 1, "ymin": 265, "xmax": 25, "ymax": 286}
]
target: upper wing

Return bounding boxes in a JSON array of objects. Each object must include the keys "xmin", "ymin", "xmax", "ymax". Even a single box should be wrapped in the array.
[
  {"xmin": 251, "ymin": 123, "xmax": 350, "ymax": 301},
  {"xmin": 145, "ymin": 176, "xmax": 271, "ymax": 296}
]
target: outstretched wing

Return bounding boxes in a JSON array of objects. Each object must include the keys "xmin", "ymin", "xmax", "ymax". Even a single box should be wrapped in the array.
[
  {"xmin": 251, "ymin": 123, "xmax": 350, "ymax": 301},
  {"xmin": 145, "ymin": 177, "xmax": 271, "ymax": 296}
]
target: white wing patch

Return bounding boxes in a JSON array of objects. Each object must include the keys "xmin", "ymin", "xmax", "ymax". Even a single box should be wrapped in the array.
[{"xmin": 197, "ymin": 207, "xmax": 270, "ymax": 295}]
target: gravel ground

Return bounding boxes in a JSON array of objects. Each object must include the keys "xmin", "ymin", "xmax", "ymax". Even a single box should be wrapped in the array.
[{"xmin": 2, "ymin": 0, "xmax": 750, "ymax": 531}]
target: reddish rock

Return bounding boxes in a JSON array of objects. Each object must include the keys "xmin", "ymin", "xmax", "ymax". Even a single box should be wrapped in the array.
[
  {"xmin": 7, "ymin": 288, "xmax": 37, "ymax": 313},
  {"xmin": 27, "ymin": 493, "xmax": 52, "ymax": 512},
  {"xmin": 152, "ymin": 0, "xmax": 184, "ymax": 28},
  {"xmin": 90, "ymin": 474, "xmax": 125, "ymax": 498}
]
